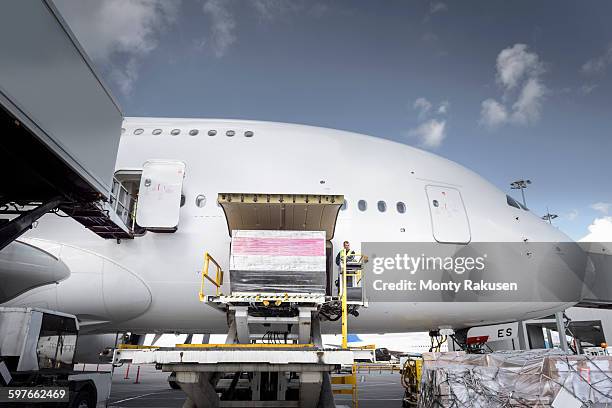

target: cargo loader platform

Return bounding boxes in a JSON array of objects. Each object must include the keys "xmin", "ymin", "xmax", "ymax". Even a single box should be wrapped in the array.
[
  {"xmin": 114, "ymin": 193, "xmax": 367, "ymax": 408},
  {"xmin": 114, "ymin": 344, "xmax": 353, "ymax": 408}
]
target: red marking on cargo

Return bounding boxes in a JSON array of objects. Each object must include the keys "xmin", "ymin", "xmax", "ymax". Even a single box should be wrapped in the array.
[
  {"xmin": 466, "ymin": 335, "xmax": 489, "ymax": 345},
  {"xmin": 232, "ymin": 237, "xmax": 324, "ymax": 256}
]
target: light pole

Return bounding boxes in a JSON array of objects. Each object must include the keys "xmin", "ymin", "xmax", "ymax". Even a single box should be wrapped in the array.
[
  {"xmin": 510, "ymin": 179, "xmax": 531, "ymax": 208},
  {"xmin": 542, "ymin": 208, "xmax": 558, "ymax": 225}
]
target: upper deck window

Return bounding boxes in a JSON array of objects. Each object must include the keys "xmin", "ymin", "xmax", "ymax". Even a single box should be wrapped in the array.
[
  {"xmin": 189, "ymin": 129, "xmax": 199, "ymax": 136},
  {"xmin": 396, "ymin": 201, "xmax": 406, "ymax": 213},
  {"xmin": 152, "ymin": 129, "xmax": 162, "ymax": 135},
  {"xmin": 377, "ymin": 200, "xmax": 387, "ymax": 212},
  {"xmin": 171, "ymin": 129, "xmax": 180, "ymax": 136},
  {"xmin": 133, "ymin": 128, "xmax": 144, "ymax": 135},
  {"xmin": 358, "ymin": 200, "xmax": 367, "ymax": 211}
]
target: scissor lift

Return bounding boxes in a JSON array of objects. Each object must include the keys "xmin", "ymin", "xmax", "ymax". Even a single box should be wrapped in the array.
[{"xmin": 114, "ymin": 193, "xmax": 368, "ymax": 408}]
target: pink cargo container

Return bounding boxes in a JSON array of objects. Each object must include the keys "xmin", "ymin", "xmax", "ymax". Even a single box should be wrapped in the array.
[{"xmin": 229, "ymin": 230, "xmax": 327, "ymax": 294}]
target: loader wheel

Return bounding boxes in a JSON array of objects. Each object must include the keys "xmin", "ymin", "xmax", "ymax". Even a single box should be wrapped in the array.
[{"xmin": 70, "ymin": 388, "xmax": 95, "ymax": 408}]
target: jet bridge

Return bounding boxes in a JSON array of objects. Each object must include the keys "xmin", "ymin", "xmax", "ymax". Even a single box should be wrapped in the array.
[{"xmin": 0, "ymin": 1, "xmax": 131, "ymax": 250}]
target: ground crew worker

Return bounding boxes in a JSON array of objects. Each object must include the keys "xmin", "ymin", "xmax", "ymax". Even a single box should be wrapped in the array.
[
  {"xmin": 335, "ymin": 241, "xmax": 355, "ymax": 292},
  {"xmin": 336, "ymin": 241, "xmax": 355, "ymax": 267}
]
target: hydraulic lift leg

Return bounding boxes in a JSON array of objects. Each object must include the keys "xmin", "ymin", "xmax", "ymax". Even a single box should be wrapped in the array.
[{"xmin": 178, "ymin": 372, "xmax": 220, "ymax": 408}]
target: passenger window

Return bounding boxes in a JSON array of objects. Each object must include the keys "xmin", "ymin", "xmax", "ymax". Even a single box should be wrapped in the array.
[
  {"xmin": 506, "ymin": 195, "xmax": 520, "ymax": 209},
  {"xmin": 396, "ymin": 202, "xmax": 406, "ymax": 213},
  {"xmin": 340, "ymin": 200, "xmax": 348, "ymax": 211},
  {"xmin": 196, "ymin": 195, "xmax": 207, "ymax": 208},
  {"xmin": 358, "ymin": 200, "xmax": 367, "ymax": 211},
  {"xmin": 377, "ymin": 201, "xmax": 387, "ymax": 212}
]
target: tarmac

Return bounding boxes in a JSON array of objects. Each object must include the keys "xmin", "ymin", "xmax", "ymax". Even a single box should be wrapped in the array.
[{"xmin": 92, "ymin": 363, "xmax": 405, "ymax": 408}]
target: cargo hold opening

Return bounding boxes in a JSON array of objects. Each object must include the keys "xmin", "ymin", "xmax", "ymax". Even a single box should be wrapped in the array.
[{"xmin": 218, "ymin": 193, "xmax": 344, "ymax": 296}]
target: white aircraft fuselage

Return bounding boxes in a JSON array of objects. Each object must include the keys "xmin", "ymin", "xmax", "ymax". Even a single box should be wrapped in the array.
[{"xmin": 4, "ymin": 118, "xmax": 578, "ymax": 334}]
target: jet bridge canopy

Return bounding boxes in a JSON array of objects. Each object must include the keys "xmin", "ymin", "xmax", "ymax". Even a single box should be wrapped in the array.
[
  {"xmin": 218, "ymin": 193, "xmax": 344, "ymax": 240},
  {"xmin": 0, "ymin": 1, "xmax": 129, "ymax": 247}
]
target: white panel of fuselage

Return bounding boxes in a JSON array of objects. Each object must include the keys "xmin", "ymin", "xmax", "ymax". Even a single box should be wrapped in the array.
[{"xmin": 426, "ymin": 185, "xmax": 471, "ymax": 244}]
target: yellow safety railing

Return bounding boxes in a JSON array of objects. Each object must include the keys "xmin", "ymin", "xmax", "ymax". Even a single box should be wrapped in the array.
[
  {"xmin": 117, "ymin": 344, "xmax": 160, "ymax": 350},
  {"xmin": 340, "ymin": 253, "xmax": 367, "ymax": 349},
  {"xmin": 354, "ymin": 363, "xmax": 402, "ymax": 373},
  {"xmin": 198, "ymin": 252, "xmax": 224, "ymax": 301},
  {"xmin": 400, "ymin": 357, "xmax": 423, "ymax": 406},
  {"xmin": 332, "ymin": 364, "xmax": 358, "ymax": 408}
]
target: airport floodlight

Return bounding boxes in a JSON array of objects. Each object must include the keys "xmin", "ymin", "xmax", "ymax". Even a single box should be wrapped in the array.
[
  {"xmin": 542, "ymin": 213, "xmax": 559, "ymax": 224},
  {"xmin": 510, "ymin": 179, "xmax": 531, "ymax": 207}
]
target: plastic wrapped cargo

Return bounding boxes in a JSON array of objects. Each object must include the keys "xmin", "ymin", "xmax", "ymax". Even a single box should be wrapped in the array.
[
  {"xmin": 229, "ymin": 230, "xmax": 327, "ymax": 294},
  {"xmin": 418, "ymin": 349, "xmax": 612, "ymax": 407}
]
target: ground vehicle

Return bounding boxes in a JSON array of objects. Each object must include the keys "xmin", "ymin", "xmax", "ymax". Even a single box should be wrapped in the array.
[{"xmin": 0, "ymin": 307, "xmax": 111, "ymax": 407}]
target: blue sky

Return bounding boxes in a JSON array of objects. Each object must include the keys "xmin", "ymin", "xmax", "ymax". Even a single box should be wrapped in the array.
[{"xmin": 54, "ymin": 0, "xmax": 612, "ymax": 240}]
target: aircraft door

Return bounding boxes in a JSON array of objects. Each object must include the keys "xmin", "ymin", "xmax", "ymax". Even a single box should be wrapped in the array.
[
  {"xmin": 136, "ymin": 160, "xmax": 185, "ymax": 231},
  {"xmin": 426, "ymin": 185, "xmax": 471, "ymax": 244}
]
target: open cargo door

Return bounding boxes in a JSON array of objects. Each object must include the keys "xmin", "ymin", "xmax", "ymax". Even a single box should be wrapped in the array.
[
  {"xmin": 218, "ymin": 193, "xmax": 344, "ymax": 240},
  {"xmin": 136, "ymin": 160, "xmax": 185, "ymax": 232},
  {"xmin": 426, "ymin": 185, "xmax": 471, "ymax": 244}
]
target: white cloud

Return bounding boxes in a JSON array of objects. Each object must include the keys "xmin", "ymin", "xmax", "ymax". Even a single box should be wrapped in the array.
[
  {"xmin": 581, "ymin": 44, "xmax": 612, "ymax": 75},
  {"xmin": 580, "ymin": 217, "xmax": 612, "ymax": 242},
  {"xmin": 511, "ymin": 77, "xmax": 546, "ymax": 125},
  {"xmin": 409, "ymin": 119, "xmax": 447, "ymax": 148},
  {"xmin": 414, "ymin": 98, "xmax": 432, "ymax": 119},
  {"xmin": 202, "ymin": 0, "xmax": 237, "ymax": 58},
  {"xmin": 437, "ymin": 100, "xmax": 450, "ymax": 114},
  {"xmin": 580, "ymin": 84, "xmax": 598, "ymax": 95},
  {"xmin": 496, "ymin": 44, "xmax": 543, "ymax": 90},
  {"xmin": 480, "ymin": 99, "xmax": 508, "ymax": 127},
  {"xmin": 409, "ymin": 98, "xmax": 449, "ymax": 148},
  {"xmin": 480, "ymin": 44, "xmax": 546, "ymax": 128},
  {"xmin": 413, "ymin": 98, "xmax": 449, "ymax": 119},
  {"xmin": 54, "ymin": 0, "xmax": 180, "ymax": 95},
  {"xmin": 591, "ymin": 202, "xmax": 611, "ymax": 214},
  {"xmin": 430, "ymin": 2, "xmax": 448, "ymax": 14},
  {"xmin": 566, "ymin": 209, "xmax": 579, "ymax": 221},
  {"xmin": 108, "ymin": 58, "xmax": 139, "ymax": 96},
  {"xmin": 251, "ymin": 0, "xmax": 303, "ymax": 21},
  {"xmin": 198, "ymin": 1, "xmax": 328, "ymax": 58}
]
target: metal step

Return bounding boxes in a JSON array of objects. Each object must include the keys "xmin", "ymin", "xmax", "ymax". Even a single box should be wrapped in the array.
[{"xmin": 64, "ymin": 203, "xmax": 134, "ymax": 240}]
